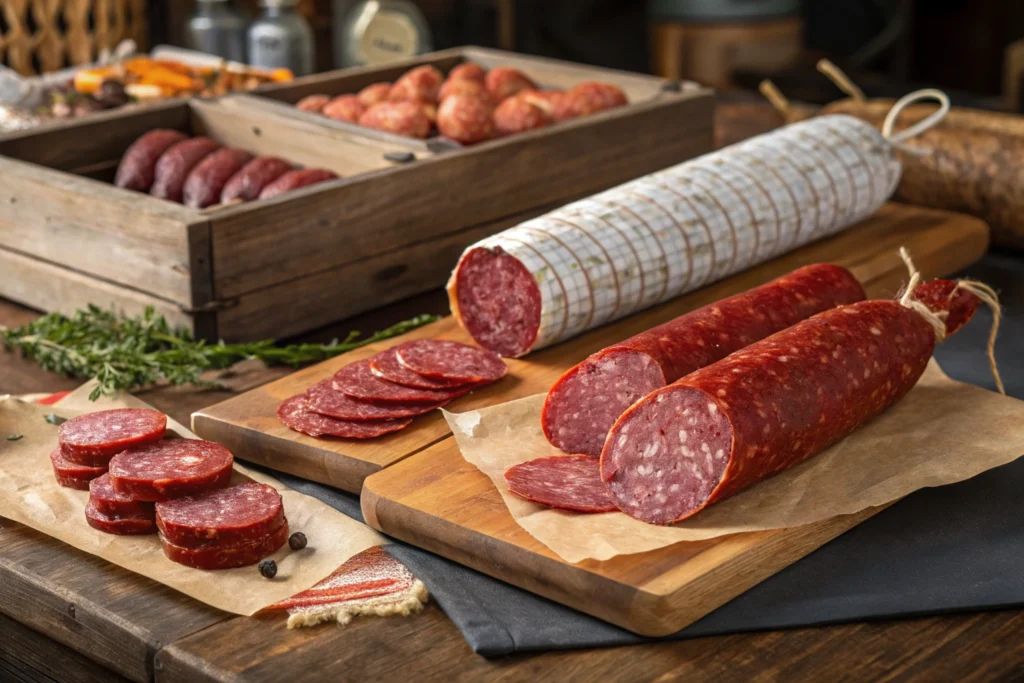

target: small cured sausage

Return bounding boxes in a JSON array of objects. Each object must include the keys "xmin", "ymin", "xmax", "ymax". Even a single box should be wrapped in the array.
[
  {"xmin": 109, "ymin": 439, "xmax": 233, "ymax": 502},
  {"xmin": 258, "ymin": 168, "xmax": 338, "ymax": 200},
  {"xmin": 51, "ymin": 447, "xmax": 106, "ymax": 490},
  {"xmin": 389, "ymin": 65, "xmax": 443, "ymax": 104},
  {"xmin": 543, "ymin": 264, "xmax": 866, "ymax": 456},
  {"xmin": 322, "ymin": 94, "xmax": 366, "ymax": 123},
  {"xmin": 438, "ymin": 77, "xmax": 492, "ymax": 105},
  {"xmin": 278, "ymin": 393, "xmax": 414, "ymax": 437},
  {"xmin": 161, "ymin": 520, "xmax": 289, "ymax": 570},
  {"xmin": 505, "ymin": 455, "xmax": 617, "ymax": 513},
  {"xmin": 370, "ymin": 347, "xmax": 469, "ymax": 389},
  {"xmin": 115, "ymin": 129, "xmax": 188, "ymax": 192},
  {"xmin": 493, "ymin": 93, "xmax": 553, "ymax": 136},
  {"xmin": 303, "ymin": 380, "xmax": 443, "ymax": 421},
  {"xmin": 89, "ymin": 473, "xmax": 155, "ymax": 519},
  {"xmin": 436, "ymin": 94, "xmax": 494, "ymax": 144},
  {"xmin": 331, "ymin": 358, "xmax": 467, "ymax": 404},
  {"xmin": 296, "ymin": 94, "xmax": 330, "ymax": 112},
  {"xmin": 600, "ymin": 279, "xmax": 981, "ymax": 525},
  {"xmin": 182, "ymin": 147, "xmax": 254, "ymax": 208},
  {"xmin": 220, "ymin": 156, "xmax": 293, "ymax": 203},
  {"xmin": 150, "ymin": 137, "xmax": 222, "ymax": 203},
  {"xmin": 156, "ymin": 482, "xmax": 284, "ymax": 548},
  {"xmin": 396, "ymin": 339, "xmax": 507, "ymax": 384},
  {"xmin": 58, "ymin": 408, "xmax": 167, "ymax": 465},
  {"xmin": 555, "ymin": 82, "xmax": 628, "ymax": 120},
  {"xmin": 357, "ymin": 82, "xmax": 392, "ymax": 107},
  {"xmin": 484, "ymin": 67, "xmax": 536, "ymax": 102},
  {"xmin": 85, "ymin": 500, "xmax": 157, "ymax": 535},
  {"xmin": 524, "ymin": 90, "xmax": 566, "ymax": 119},
  {"xmin": 358, "ymin": 101, "xmax": 432, "ymax": 139},
  {"xmin": 447, "ymin": 63, "xmax": 486, "ymax": 84}
]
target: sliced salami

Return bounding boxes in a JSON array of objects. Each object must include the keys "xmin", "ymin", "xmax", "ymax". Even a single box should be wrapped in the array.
[
  {"xmin": 51, "ymin": 447, "xmax": 106, "ymax": 490},
  {"xmin": 85, "ymin": 500, "xmax": 157, "ymax": 535},
  {"xmin": 160, "ymin": 519, "xmax": 289, "ymax": 570},
  {"xmin": 156, "ymin": 482, "xmax": 285, "ymax": 548},
  {"xmin": 370, "ymin": 347, "xmax": 469, "ymax": 390},
  {"xmin": 332, "ymin": 359, "xmax": 461, "ymax": 404},
  {"xmin": 396, "ymin": 339, "xmax": 507, "ymax": 383},
  {"xmin": 89, "ymin": 473, "xmax": 155, "ymax": 519},
  {"xmin": 304, "ymin": 380, "xmax": 443, "ymax": 421},
  {"xmin": 505, "ymin": 455, "xmax": 617, "ymax": 513},
  {"xmin": 58, "ymin": 408, "xmax": 166, "ymax": 465},
  {"xmin": 108, "ymin": 439, "xmax": 233, "ymax": 502},
  {"xmin": 278, "ymin": 393, "xmax": 413, "ymax": 438}
]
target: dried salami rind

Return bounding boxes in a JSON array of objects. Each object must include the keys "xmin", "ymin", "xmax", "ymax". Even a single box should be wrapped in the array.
[
  {"xmin": 370, "ymin": 347, "xmax": 469, "ymax": 389},
  {"xmin": 156, "ymin": 482, "xmax": 284, "ymax": 548},
  {"xmin": 51, "ymin": 447, "xmax": 107, "ymax": 490},
  {"xmin": 58, "ymin": 408, "xmax": 167, "ymax": 465},
  {"xmin": 89, "ymin": 473, "xmax": 155, "ymax": 519},
  {"xmin": 109, "ymin": 439, "xmax": 233, "ymax": 502},
  {"xmin": 331, "ymin": 359, "xmax": 459, "ymax": 404},
  {"xmin": 279, "ymin": 392, "xmax": 415, "ymax": 436},
  {"xmin": 396, "ymin": 339, "xmax": 507, "ymax": 383},
  {"xmin": 505, "ymin": 455, "xmax": 617, "ymax": 513},
  {"xmin": 160, "ymin": 519, "xmax": 289, "ymax": 570},
  {"xmin": 85, "ymin": 500, "xmax": 157, "ymax": 535},
  {"xmin": 304, "ymin": 380, "xmax": 443, "ymax": 421}
]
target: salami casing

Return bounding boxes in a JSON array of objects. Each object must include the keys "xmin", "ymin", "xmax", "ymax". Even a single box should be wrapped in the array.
[
  {"xmin": 504, "ymin": 455, "xmax": 617, "ymax": 512},
  {"xmin": 448, "ymin": 114, "xmax": 902, "ymax": 357},
  {"xmin": 600, "ymin": 279, "xmax": 981, "ymax": 524},
  {"xmin": 156, "ymin": 482, "xmax": 285, "ymax": 548},
  {"xmin": 58, "ymin": 408, "xmax": 167, "ymax": 465},
  {"xmin": 160, "ymin": 520, "xmax": 289, "ymax": 569},
  {"xmin": 109, "ymin": 439, "xmax": 233, "ymax": 502},
  {"xmin": 543, "ymin": 264, "xmax": 866, "ymax": 456}
]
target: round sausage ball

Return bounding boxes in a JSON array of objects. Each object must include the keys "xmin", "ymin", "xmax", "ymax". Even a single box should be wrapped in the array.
[
  {"xmin": 436, "ymin": 94, "xmax": 495, "ymax": 145},
  {"xmin": 447, "ymin": 62, "xmax": 486, "ymax": 84},
  {"xmin": 296, "ymin": 94, "xmax": 330, "ymax": 113},
  {"xmin": 389, "ymin": 65, "xmax": 444, "ymax": 104},
  {"xmin": 322, "ymin": 94, "xmax": 366, "ymax": 123},
  {"xmin": 438, "ymin": 77, "xmax": 493, "ymax": 105},
  {"xmin": 358, "ymin": 101, "xmax": 432, "ymax": 139},
  {"xmin": 493, "ymin": 92, "xmax": 553, "ymax": 136},
  {"xmin": 357, "ymin": 82, "xmax": 392, "ymax": 108},
  {"xmin": 485, "ymin": 67, "xmax": 537, "ymax": 103},
  {"xmin": 555, "ymin": 81, "xmax": 628, "ymax": 120}
]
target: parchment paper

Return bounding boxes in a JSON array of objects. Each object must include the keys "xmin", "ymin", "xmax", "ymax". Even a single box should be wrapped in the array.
[
  {"xmin": 444, "ymin": 360, "xmax": 1024, "ymax": 564},
  {"xmin": 0, "ymin": 383, "xmax": 384, "ymax": 616}
]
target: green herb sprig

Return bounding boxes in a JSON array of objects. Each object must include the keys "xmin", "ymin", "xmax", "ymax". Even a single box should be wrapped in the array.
[{"xmin": 1, "ymin": 305, "xmax": 438, "ymax": 401}]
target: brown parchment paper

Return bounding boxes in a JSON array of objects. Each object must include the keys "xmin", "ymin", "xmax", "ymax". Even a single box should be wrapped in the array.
[
  {"xmin": 443, "ymin": 360, "xmax": 1024, "ymax": 564},
  {"xmin": 0, "ymin": 383, "xmax": 384, "ymax": 616}
]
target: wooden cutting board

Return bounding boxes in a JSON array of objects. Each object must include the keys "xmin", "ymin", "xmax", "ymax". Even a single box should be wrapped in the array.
[{"xmin": 192, "ymin": 203, "xmax": 988, "ymax": 493}]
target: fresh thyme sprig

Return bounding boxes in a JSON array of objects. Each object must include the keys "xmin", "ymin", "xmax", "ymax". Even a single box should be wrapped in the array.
[{"xmin": 1, "ymin": 305, "xmax": 438, "ymax": 401}]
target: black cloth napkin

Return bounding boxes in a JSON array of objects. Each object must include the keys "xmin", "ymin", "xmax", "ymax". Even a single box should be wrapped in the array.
[{"xmin": 276, "ymin": 252, "xmax": 1024, "ymax": 657}]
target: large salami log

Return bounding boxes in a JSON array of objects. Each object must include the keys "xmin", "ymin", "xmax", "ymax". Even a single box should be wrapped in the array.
[
  {"xmin": 448, "ymin": 114, "xmax": 903, "ymax": 357},
  {"xmin": 542, "ymin": 263, "xmax": 865, "ymax": 456},
  {"xmin": 600, "ymin": 278, "xmax": 982, "ymax": 525}
]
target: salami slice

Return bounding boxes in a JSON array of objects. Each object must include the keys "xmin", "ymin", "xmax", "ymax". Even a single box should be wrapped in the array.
[
  {"xmin": 395, "ymin": 339, "xmax": 508, "ymax": 383},
  {"xmin": 85, "ymin": 500, "xmax": 157, "ymax": 535},
  {"xmin": 156, "ymin": 482, "xmax": 285, "ymax": 548},
  {"xmin": 331, "ymin": 359, "xmax": 462, "ymax": 404},
  {"xmin": 370, "ymin": 347, "xmax": 469, "ymax": 390},
  {"xmin": 89, "ymin": 473, "xmax": 155, "ymax": 519},
  {"xmin": 304, "ymin": 380, "xmax": 443, "ymax": 421},
  {"xmin": 160, "ymin": 519, "xmax": 289, "ymax": 570},
  {"xmin": 108, "ymin": 439, "xmax": 233, "ymax": 502},
  {"xmin": 505, "ymin": 455, "xmax": 617, "ymax": 513},
  {"xmin": 543, "ymin": 264, "xmax": 866, "ymax": 456},
  {"xmin": 51, "ymin": 447, "xmax": 107, "ymax": 490},
  {"xmin": 278, "ymin": 393, "xmax": 413, "ymax": 438},
  {"xmin": 58, "ymin": 408, "xmax": 166, "ymax": 465},
  {"xmin": 600, "ymin": 279, "xmax": 982, "ymax": 525}
]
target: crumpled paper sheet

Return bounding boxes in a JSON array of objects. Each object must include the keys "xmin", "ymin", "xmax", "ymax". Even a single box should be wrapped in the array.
[{"xmin": 444, "ymin": 360, "xmax": 1024, "ymax": 564}]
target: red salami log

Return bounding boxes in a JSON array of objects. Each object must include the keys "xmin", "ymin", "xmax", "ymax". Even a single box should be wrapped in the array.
[
  {"xmin": 396, "ymin": 339, "xmax": 507, "ymax": 384},
  {"xmin": 109, "ymin": 439, "xmax": 233, "ymax": 502},
  {"xmin": 58, "ymin": 408, "xmax": 167, "ymax": 465},
  {"xmin": 278, "ymin": 393, "xmax": 414, "ymax": 438},
  {"xmin": 156, "ymin": 482, "xmax": 284, "ymax": 548},
  {"xmin": 505, "ymin": 455, "xmax": 617, "ymax": 513},
  {"xmin": 51, "ymin": 447, "xmax": 106, "ymax": 490},
  {"xmin": 85, "ymin": 500, "xmax": 157, "ymax": 535},
  {"xmin": 160, "ymin": 519, "xmax": 289, "ymax": 569},
  {"xmin": 331, "ymin": 358, "xmax": 466, "ymax": 404},
  {"xmin": 115, "ymin": 129, "xmax": 188, "ymax": 192},
  {"xmin": 221, "ymin": 156, "xmax": 293, "ymax": 203},
  {"xmin": 370, "ymin": 347, "xmax": 469, "ymax": 389},
  {"xmin": 600, "ymin": 279, "xmax": 982, "ymax": 525},
  {"xmin": 303, "ymin": 379, "xmax": 444, "ymax": 421},
  {"xmin": 544, "ymin": 264, "xmax": 866, "ymax": 456},
  {"xmin": 89, "ymin": 473, "xmax": 155, "ymax": 519}
]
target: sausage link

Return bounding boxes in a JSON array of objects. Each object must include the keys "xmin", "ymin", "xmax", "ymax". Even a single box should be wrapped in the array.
[
  {"xmin": 182, "ymin": 148, "xmax": 254, "ymax": 209},
  {"xmin": 150, "ymin": 137, "xmax": 221, "ymax": 203},
  {"xmin": 115, "ymin": 129, "xmax": 188, "ymax": 192},
  {"xmin": 258, "ymin": 168, "xmax": 338, "ymax": 200},
  {"xmin": 221, "ymin": 156, "xmax": 293, "ymax": 203}
]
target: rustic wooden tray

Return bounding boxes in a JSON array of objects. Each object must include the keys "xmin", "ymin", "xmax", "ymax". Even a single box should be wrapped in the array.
[
  {"xmin": 0, "ymin": 46, "xmax": 713, "ymax": 342},
  {"xmin": 192, "ymin": 203, "xmax": 989, "ymax": 495}
]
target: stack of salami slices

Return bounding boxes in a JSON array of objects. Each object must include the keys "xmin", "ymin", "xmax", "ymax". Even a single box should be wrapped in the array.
[{"xmin": 278, "ymin": 339, "xmax": 507, "ymax": 439}]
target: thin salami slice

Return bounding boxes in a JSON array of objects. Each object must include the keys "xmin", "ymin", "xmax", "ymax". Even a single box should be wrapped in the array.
[
  {"xmin": 85, "ymin": 500, "xmax": 157, "ymax": 535},
  {"xmin": 505, "ymin": 455, "xmax": 617, "ymax": 513},
  {"xmin": 332, "ymin": 359, "xmax": 461, "ymax": 404},
  {"xmin": 51, "ymin": 447, "xmax": 107, "ymax": 490},
  {"xmin": 109, "ymin": 440, "xmax": 233, "ymax": 502},
  {"xmin": 156, "ymin": 482, "xmax": 285, "ymax": 548},
  {"xmin": 304, "ymin": 380, "xmax": 442, "ymax": 421},
  {"xmin": 396, "ymin": 339, "xmax": 508, "ymax": 383},
  {"xmin": 278, "ymin": 393, "xmax": 413, "ymax": 438},
  {"xmin": 58, "ymin": 408, "xmax": 166, "ymax": 465},
  {"xmin": 370, "ymin": 347, "xmax": 470, "ymax": 390},
  {"xmin": 160, "ymin": 519, "xmax": 289, "ymax": 570},
  {"xmin": 89, "ymin": 473, "xmax": 155, "ymax": 519}
]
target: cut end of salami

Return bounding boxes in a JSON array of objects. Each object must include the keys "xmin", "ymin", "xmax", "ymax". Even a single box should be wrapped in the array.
[
  {"xmin": 108, "ymin": 439, "xmax": 233, "ymax": 501},
  {"xmin": 449, "ymin": 246, "xmax": 541, "ymax": 357},
  {"xmin": 279, "ymin": 393, "xmax": 415, "ymax": 437},
  {"xmin": 156, "ymin": 482, "xmax": 284, "ymax": 548},
  {"xmin": 911, "ymin": 279, "xmax": 982, "ymax": 337},
  {"xmin": 395, "ymin": 339, "xmax": 507, "ymax": 384},
  {"xmin": 58, "ymin": 408, "xmax": 166, "ymax": 464},
  {"xmin": 505, "ymin": 455, "xmax": 618, "ymax": 513}
]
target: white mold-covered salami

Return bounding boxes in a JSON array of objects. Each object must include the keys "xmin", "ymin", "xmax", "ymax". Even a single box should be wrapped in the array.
[{"xmin": 448, "ymin": 114, "xmax": 902, "ymax": 357}]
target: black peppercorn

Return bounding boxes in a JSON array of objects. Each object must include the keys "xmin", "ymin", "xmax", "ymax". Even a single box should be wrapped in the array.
[
  {"xmin": 258, "ymin": 558, "xmax": 277, "ymax": 578},
  {"xmin": 288, "ymin": 532, "xmax": 307, "ymax": 550}
]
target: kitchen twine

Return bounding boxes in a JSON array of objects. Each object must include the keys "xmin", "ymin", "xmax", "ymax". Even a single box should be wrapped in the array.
[{"xmin": 898, "ymin": 247, "xmax": 1005, "ymax": 395}]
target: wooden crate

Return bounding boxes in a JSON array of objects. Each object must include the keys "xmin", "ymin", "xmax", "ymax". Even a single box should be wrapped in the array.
[{"xmin": 0, "ymin": 47, "xmax": 713, "ymax": 342}]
